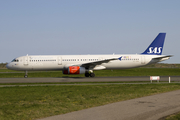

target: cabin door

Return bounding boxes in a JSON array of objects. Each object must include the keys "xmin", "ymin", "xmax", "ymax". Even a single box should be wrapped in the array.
[
  {"xmin": 58, "ymin": 56, "xmax": 62, "ymax": 65},
  {"xmin": 141, "ymin": 56, "xmax": 146, "ymax": 64},
  {"xmin": 24, "ymin": 56, "xmax": 28, "ymax": 65}
]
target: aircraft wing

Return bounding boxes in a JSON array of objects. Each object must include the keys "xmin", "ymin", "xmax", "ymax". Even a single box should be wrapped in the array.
[{"xmin": 74, "ymin": 58, "xmax": 119, "ymax": 70}]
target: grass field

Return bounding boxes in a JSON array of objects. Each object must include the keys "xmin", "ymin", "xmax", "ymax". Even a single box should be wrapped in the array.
[
  {"xmin": 1, "ymin": 63, "xmax": 180, "ymax": 78},
  {"xmin": 1, "ymin": 63, "xmax": 180, "ymax": 119},
  {"xmin": 165, "ymin": 113, "xmax": 180, "ymax": 120},
  {"xmin": 0, "ymin": 68, "xmax": 180, "ymax": 78},
  {"xmin": 0, "ymin": 83, "xmax": 180, "ymax": 120}
]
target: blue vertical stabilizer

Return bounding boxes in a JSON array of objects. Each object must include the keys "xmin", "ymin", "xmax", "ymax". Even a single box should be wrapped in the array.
[{"xmin": 141, "ymin": 33, "xmax": 166, "ymax": 55}]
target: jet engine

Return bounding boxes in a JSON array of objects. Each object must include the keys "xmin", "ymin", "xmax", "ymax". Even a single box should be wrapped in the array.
[{"xmin": 63, "ymin": 66, "xmax": 86, "ymax": 74}]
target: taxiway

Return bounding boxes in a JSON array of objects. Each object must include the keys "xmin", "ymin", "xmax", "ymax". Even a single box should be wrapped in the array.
[{"xmin": 0, "ymin": 76, "xmax": 180, "ymax": 83}]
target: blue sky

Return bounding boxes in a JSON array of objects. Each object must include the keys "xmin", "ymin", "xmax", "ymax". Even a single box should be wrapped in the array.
[{"xmin": 0, "ymin": 0, "xmax": 180, "ymax": 63}]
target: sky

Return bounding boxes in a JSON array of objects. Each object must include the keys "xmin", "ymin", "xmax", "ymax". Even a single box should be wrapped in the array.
[{"xmin": 0, "ymin": 0, "xmax": 180, "ymax": 63}]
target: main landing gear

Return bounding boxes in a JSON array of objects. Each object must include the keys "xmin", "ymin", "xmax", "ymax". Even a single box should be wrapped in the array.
[{"xmin": 85, "ymin": 70, "xmax": 95, "ymax": 77}]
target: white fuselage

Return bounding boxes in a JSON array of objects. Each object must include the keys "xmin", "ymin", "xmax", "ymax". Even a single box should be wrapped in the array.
[
  {"xmin": 6, "ymin": 54, "xmax": 167, "ymax": 71},
  {"xmin": 6, "ymin": 33, "xmax": 171, "ymax": 77}
]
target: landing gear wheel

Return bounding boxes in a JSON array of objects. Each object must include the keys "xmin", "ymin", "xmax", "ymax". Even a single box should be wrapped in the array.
[
  {"xmin": 85, "ymin": 73, "xmax": 90, "ymax": 77},
  {"xmin": 90, "ymin": 73, "xmax": 95, "ymax": 77},
  {"xmin": 24, "ymin": 75, "xmax": 28, "ymax": 78}
]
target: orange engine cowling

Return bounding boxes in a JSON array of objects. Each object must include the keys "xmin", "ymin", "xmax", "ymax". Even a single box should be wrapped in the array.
[{"xmin": 63, "ymin": 66, "xmax": 86, "ymax": 74}]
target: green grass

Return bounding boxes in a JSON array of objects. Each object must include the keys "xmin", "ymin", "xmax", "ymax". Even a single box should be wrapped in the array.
[
  {"xmin": 0, "ymin": 83, "xmax": 180, "ymax": 120},
  {"xmin": 0, "ymin": 69, "xmax": 20, "ymax": 72},
  {"xmin": 164, "ymin": 112, "xmax": 180, "ymax": 120},
  {"xmin": 1, "ymin": 68, "xmax": 180, "ymax": 78},
  {"xmin": 1, "ymin": 67, "xmax": 180, "ymax": 119}
]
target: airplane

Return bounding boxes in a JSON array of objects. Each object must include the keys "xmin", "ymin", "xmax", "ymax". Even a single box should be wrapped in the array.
[{"xmin": 6, "ymin": 33, "xmax": 172, "ymax": 78}]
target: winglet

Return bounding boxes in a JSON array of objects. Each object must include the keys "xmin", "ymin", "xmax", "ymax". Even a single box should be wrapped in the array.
[{"xmin": 141, "ymin": 33, "xmax": 166, "ymax": 55}]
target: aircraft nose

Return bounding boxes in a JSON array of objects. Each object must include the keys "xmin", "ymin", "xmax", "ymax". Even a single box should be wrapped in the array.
[
  {"xmin": 6, "ymin": 63, "xmax": 10, "ymax": 69},
  {"xmin": 6, "ymin": 63, "xmax": 12, "ymax": 69}
]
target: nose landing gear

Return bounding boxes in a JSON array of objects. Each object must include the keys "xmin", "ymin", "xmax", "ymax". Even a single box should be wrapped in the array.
[{"xmin": 24, "ymin": 71, "xmax": 28, "ymax": 78}]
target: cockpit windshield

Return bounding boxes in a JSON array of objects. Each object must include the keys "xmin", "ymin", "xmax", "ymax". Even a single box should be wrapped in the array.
[{"xmin": 11, "ymin": 59, "xmax": 19, "ymax": 62}]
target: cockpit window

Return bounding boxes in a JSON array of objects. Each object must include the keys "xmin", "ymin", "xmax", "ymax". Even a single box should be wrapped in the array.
[{"xmin": 11, "ymin": 59, "xmax": 19, "ymax": 62}]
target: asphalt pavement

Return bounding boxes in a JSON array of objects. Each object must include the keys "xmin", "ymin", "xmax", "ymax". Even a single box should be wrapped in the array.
[
  {"xmin": 37, "ymin": 89, "xmax": 180, "ymax": 120},
  {"xmin": 0, "ymin": 76, "xmax": 180, "ymax": 83}
]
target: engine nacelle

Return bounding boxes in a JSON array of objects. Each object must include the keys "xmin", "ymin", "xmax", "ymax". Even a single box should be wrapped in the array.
[{"xmin": 63, "ymin": 66, "xmax": 86, "ymax": 74}]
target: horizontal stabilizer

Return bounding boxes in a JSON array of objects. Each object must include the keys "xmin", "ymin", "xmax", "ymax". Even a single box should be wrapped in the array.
[{"xmin": 152, "ymin": 55, "xmax": 173, "ymax": 62}]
